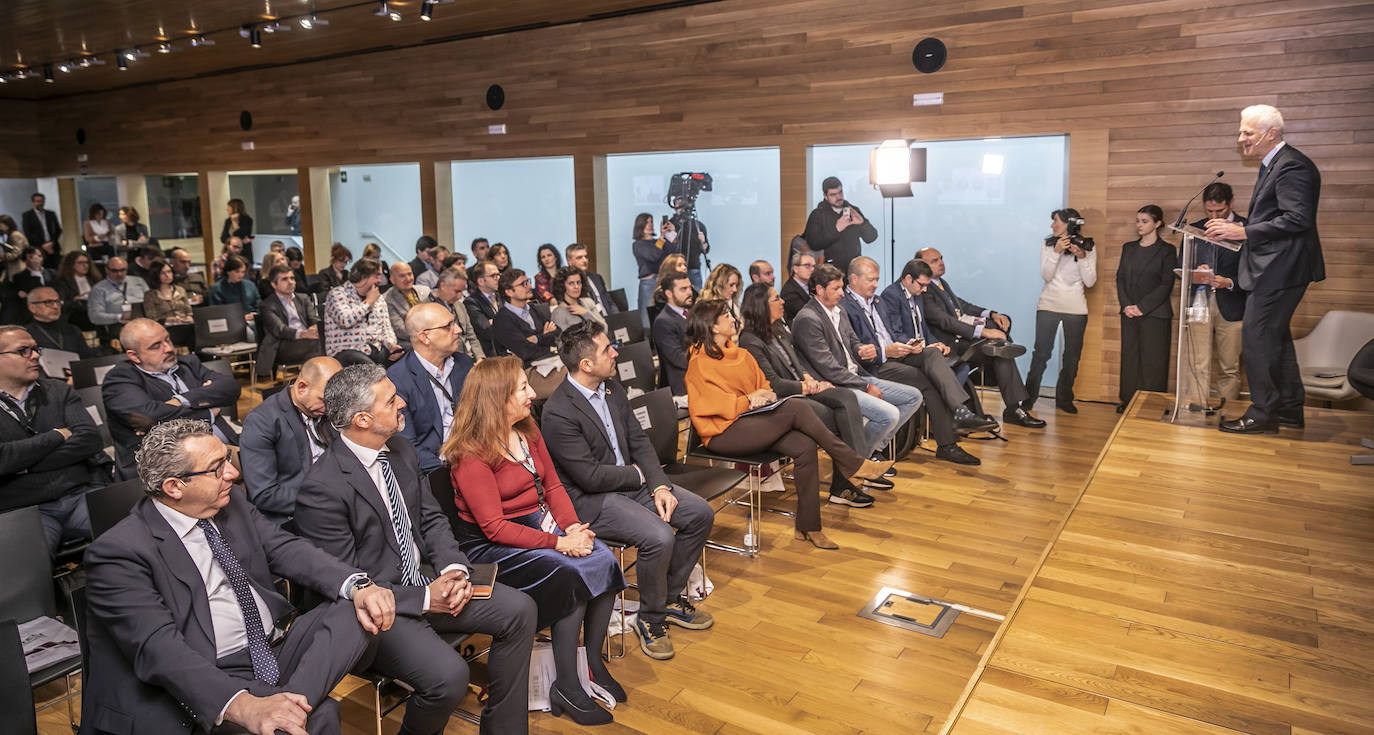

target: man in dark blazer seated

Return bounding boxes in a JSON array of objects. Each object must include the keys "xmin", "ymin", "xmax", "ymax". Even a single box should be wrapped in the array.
[
  {"xmin": 258, "ymin": 265, "xmax": 324, "ymax": 381},
  {"xmin": 650, "ymin": 272, "xmax": 694, "ymax": 396},
  {"xmin": 780, "ymin": 249, "xmax": 816, "ymax": 324},
  {"xmin": 22, "ymin": 192, "xmax": 63, "ymax": 268},
  {"xmin": 388, "ymin": 303, "xmax": 475, "ymax": 474},
  {"xmin": 464, "ymin": 262, "xmax": 506, "ymax": 357},
  {"xmin": 1206, "ymin": 104, "xmax": 1325, "ymax": 434},
  {"xmin": 102, "ymin": 319, "xmax": 242, "ymax": 479},
  {"xmin": 566, "ymin": 243, "xmax": 619, "ymax": 316},
  {"xmin": 80, "ymin": 419, "xmax": 396, "ymax": 735},
  {"xmin": 1187, "ymin": 182, "xmax": 1248, "ymax": 408},
  {"xmin": 541, "ymin": 322, "xmax": 714, "ymax": 662},
  {"xmin": 917, "ymin": 248, "xmax": 1045, "ymax": 429},
  {"xmin": 492, "ymin": 268, "xmax": 561, "ymax": 366},
  {"xmin": 294, "ymin": 364, "xmax": 536, "ymax": 735},
  {"xmin": 25, "ymin": 286, "xmax": 96, "ymax": 359},
  {"xmin": 239, "ymin": 356, "xmax": 342, "ymax": 523}
]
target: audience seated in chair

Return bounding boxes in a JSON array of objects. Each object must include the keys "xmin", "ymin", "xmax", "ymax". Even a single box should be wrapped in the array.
[
  {"xmin": 651, "ymin": 272, "xmax": 694, "ymax": 397},
  {"xmin": 565, "ymin": 243, "xmax": 618, "ymax": 316},
  {"xmin": 0, "ymin": 325, "xmax": 112, "ymax": 557},
  {"xmin": 541, "ymin": 320, "xmax": 715, "ymax": 662},
  {"xmin": 780, "ymin": 249, "xmax": 815, "ymax": 324},
  {"xmin": 24, "ymin": 286, "xmax": 95, "ymax": 359},
  {"xmin": 81, "ymin": 419, "xmax": 391, "ymax": 735},
  {"xmin": 208, "ymin": 255, "xmax": 261, "ymax": 334},
  {"xmin": 492, "ymin": 268, "xmax": 561, "ymax": 367},
  {"xmin": 257, "ymin": 265, "xmax": 324, "ymax": 380},
  {"xmin": 293, "ymin": 364, "xmax": 537, "ymax": 735},
  {"xmin": 102, "ymin": 319, "xmax": 242, "ymax": 479},
  {"xmin": 388, "ymin": 303, "xmax": 475, "ymax": 474},
  {"xmin": 464, "ymin": 261, "xmax": 506, "ymax": 358},
  {"xmin": 239, "ymin": 356, "xmax": 341, "ymax": 524},
  {"xmin": 428, "ymin": 266, "xmax": 485, "ymax": 362},
  {"xmin": 384, "ymin": 261, "xmax": 430, "ymax": 351},
  {"xmin": 323, "ymin": 258, "xmax": 403, "ymax": 367},
  {"xmin": 86, "ymin": 257, "xmax": 149, "ymax": 330},
  {"xmin": 167, "ymin": 247, "xmax": 209, "ymax": 305}
]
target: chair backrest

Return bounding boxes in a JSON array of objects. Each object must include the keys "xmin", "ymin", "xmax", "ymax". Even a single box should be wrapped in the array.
[
  {"xmin": 608, "ymin": 288, "xmax": 629, "ymax": 313},
  {"xmin": 604, "ymin": 310, "xmax": 644, "ymax": 347},
  {"xmin": 193, "ymin": 303, "xmax": 249, "ymax": 347},
  {"xmin": 0, "ymin": 507, "xmax": 57, "ymax": 623},
  {"xmin": 0, "ymin": 621, "xmax": 38, "ymax": 735},
  {"xmin": 70, "ymin": 354, "xmax": 130, "ymax": 389},
  {"xmin": 1349, "ymin": 338, "xmax": 1374, "ymax": 398},
  {"xmin": 613, "ymin": 340, "xmax": 656, "ymax": 396},
  {"xmin": 629, "ymin": 388, "xmax": 678, "ymax": 466},
  {"xmin": 74, "ymin": 385, "xmax": 113, "ymax": 450},
  {"xmin": 1295, "ymin": 310, "xmax": 1374, "ymax": 372},
  {"xmin": 69, "ymin": 584, "xmax": 90, "ymax": 674},
  {"xmin": 86, "ymin": 479, "xmax": 147, "ymax": 539},
  {"xmin": 202, "ymin": 358, "xmax": 233, "ymax": 378},
  {"xmin": 530, "ymin": 302, "xmax": 552, "ymax": 324},
  {"xmin": 426, "ymin": 467, "xmax": 462, "ymax": 532},
  {"xmin": 129, "ymin": 301, "xmax": 146, "ymax": 321}
]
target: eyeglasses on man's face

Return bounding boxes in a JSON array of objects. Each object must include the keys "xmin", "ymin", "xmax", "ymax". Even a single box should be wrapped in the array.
[
  {"xmin": 177, "ymin": 458, "xmax": 232, "ymax": 482},
  {"xmin": 0, "ymin": 345, "xmax": 42, "ymax": 359}
]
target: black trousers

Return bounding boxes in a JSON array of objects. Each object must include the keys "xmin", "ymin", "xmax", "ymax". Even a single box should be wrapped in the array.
[
  {"xmin": 876, "ymin": 360, "xmax": 958, "ymax": 447},
  {"xmin": 1025, "ymin": 310, "xmax": 1088, "ymax": 406},
  {"xmin": 589, "ymin": 488, "xmax": 713, "ymax": 626},
  {"xmin": 1241, "ymin": 284, "xmax": 1307, "ymax": 423},
  {"xmin": 358, "ymin": 583, "xmax": 537, "ymax": 735},
  {"xmin": 1119, "ymin": 315, "xmax": 1171, "ymax": 405}
]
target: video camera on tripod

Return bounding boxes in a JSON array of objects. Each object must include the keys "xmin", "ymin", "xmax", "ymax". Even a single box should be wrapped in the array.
[{"xmin": 666, "ymin": 172, "xmax": 713, "ymax": 272}]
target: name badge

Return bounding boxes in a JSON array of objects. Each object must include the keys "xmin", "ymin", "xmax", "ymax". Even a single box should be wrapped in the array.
[
  {"xmin": 121, "ymin": 303, "xmax": 132, "ymax": 313},
  {"xmin": 538, "ymin": 510, "xmax": 559, "ymax": 534}
]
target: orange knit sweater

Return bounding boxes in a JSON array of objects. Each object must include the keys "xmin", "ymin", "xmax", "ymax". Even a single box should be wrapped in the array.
[{"xmin": 685, "ymin": 342, "xmax": 771, "ymax": 443}]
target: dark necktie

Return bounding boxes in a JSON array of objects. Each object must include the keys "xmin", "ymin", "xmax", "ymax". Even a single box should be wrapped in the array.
[
  {"xmin": 195, "ymin": 519, "xmax": 279, "ymax": 686},
  {"xmin": 1252, "ymin": 162, "xmax": 1268, "ymax": 202},
  {"xmin": 377, "ymin": 451, "xmax": 430, "ymax": 587},
  {"xmin": 303, "ymin": 415, "xmax": 331, "ymax": 449}
]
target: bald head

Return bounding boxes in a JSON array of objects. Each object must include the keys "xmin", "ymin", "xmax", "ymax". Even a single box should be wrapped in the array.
[
  {"xmin": 292, "ymin": 356, "xmax": 343, "ymax": 418},
  {"xmin": 390, "ymin": 262, "xmax": 414, "ymax": 291},
  {"xmin": 405, "ymin": 302, "xmax": 452, "ymax": 340},
  {"xmin": 917, "ymin": 248, "xmax": 946, "ymax": 278},
  {"xmin": 105, "ymin": 257, "xmax": 129, "ymax": 283},
  {"xmin": 405, "ymin": 302, "xmax": 461, "ymax": 360},
  {"xmin": 121, "ymin": 318, "xmax": 177, "ymax": 372}
]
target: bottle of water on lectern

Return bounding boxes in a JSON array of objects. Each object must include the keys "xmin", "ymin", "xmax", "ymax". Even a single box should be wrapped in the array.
[{"xmin": 1187, "ymin": 286, "xmax": 1210, "ymax": 324}]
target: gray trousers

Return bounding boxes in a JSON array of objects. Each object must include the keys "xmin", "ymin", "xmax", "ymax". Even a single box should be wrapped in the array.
[{"xmin": 589, "ymin": 487, "xmax": 714, "ymax": 625}]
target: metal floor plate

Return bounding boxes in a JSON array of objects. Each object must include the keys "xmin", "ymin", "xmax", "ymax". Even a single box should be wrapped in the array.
[{"xmin": 858, "ymin": 586, "xmax": 1005, "ymax": 638}]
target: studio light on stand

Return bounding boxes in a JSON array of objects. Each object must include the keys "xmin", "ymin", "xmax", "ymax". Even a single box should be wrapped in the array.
[{"xmin": 870, "ymin": 139, "xmax": 928, "ymax": 270}]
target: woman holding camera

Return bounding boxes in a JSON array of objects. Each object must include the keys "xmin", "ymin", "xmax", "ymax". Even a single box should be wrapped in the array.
[
  {"xmin": 1115, "ymin": 204, "xmax": 1177, "ymax": 413},
  {"xmin": 1024, "ymin": 208, "xmax": 1098, "ymax": 414}
]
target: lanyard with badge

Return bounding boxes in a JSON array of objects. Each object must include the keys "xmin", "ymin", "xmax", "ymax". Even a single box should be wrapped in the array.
[{"xmin": 503, "ymin": 434, "xmax": 559, "ymax": 534}]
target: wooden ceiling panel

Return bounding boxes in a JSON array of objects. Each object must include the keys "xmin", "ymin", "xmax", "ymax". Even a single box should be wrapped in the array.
[{"xmin": 0, "ymin": 0, "xmax": 700, "ymax": 99}]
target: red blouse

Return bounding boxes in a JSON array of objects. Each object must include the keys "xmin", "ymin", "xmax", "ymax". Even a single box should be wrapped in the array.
[{"xmin": 451, "ymin": 429, "xmax": 582, "ymax": 549}]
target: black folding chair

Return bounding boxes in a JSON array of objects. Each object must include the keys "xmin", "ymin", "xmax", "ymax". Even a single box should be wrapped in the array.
[
  {"xmin": 69, "ymin": 354, "xmax": 130, "ymax": 389},
  {"xmin": 0, "ymin": 621, "xmax": 39, "ymax": 735},
  {"xmin": 612, "ymin": 340, "xmax": 656, "ymax": 397},
  {"xmin": 194, "ymin": 303, "xmax": 257, "ymax": 385},
  {"xmin": 608, "ymin": 288, "xmax": 629, "ymax": 313},
  {"xmin": 604, "ymin": 310, "xmax": 644, "ymax": 348},
  {"xmin": 85, "ymin": 479, "xmax": 146, "ymax": 539}
]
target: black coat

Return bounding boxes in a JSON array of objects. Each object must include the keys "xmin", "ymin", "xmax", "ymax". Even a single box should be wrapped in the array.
[
  {"xmin": 1116, "ymin": 239, "xmax": 1178, "ymax": 320},
  {"xmin": 802, "ymin": 200, "xmax": 877, "ymax": 275},
  {"xmin": 26, "ymin": 318, "xmax": 94, "ymax": 359},
  {"xmin": 738, "ymin": 326, "xmax": 818, "ymax": 397},
  {"xmin": 238, "ymin": 388, "xmax": 337, "ymax": 522},
  {"xmin": 0, "ymin": 378, "xmax": 110, "ymax": 510},
  {"xmin": 789, "ymin": 298, "xmax": 872, "ymax": 391},
  {"xmin": 921, "ymin": 277, "xmax": 989, "ymax": 346},
  {"xmin": 492, "ymin": 304, "xmax": 559, "ymax": 366},
  {"xmin": 650, "ymin": 306, "xmax": 688, "ymax": 395},
  {"xmin": 12, "ymin": 267, "xmax": 57, "ymax": 296},
  {"xmin": 780, "ymin": 277, "xmax": 809, "ymax": 324},
  {"xmin": 257, "ymin": 291, "xmax": 319, "ymax": 377},
  {"xmin": 1238, "ymin": 143, "xmax": 1325, "ymax": 293},
  {"xmin": 463, "ymin": 291, "xmax": 505, "ymax": 357},
  {"xmin": 22, "ymin": 208, "xmax": 62, "ymax": 249},
  {"xmin": 583, "ymin": 271, "xmax": 619, "ymax": 315},
  {"xmin": 540, "ymin": 378, "xmax": 669, "ymax": 525}
]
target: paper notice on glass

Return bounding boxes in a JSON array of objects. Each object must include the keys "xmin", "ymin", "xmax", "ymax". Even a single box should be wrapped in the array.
[
  {"xmin": 39, "ymin": 348, "xmax": 79, "ymax": 379},
  {"xmin": 207, "ymin": 318, "xmax": 229, "ymax": 333},
  {"xmin": 740, "ymin": 393, "xmax": 800, "ymax": 417},
  {"xmin": 19, "ymin": 616, "xmax": 80, "ymax": 674},
  {"xmin": 614, "ymin": 327, "xmax": 629, "ymax": 344},
  {"xmin": 617, "ymin": 360, "xmax": 636, "ymax": 382},
  {"xmin": 633, "ymin": 405, "xmax": 651, "ymax": 431}
]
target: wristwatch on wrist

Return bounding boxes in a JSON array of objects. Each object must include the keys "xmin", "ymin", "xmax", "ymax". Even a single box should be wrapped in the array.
[{"xmin": 345, "ymin": 576, "xmax": 374, "ymax": 600}]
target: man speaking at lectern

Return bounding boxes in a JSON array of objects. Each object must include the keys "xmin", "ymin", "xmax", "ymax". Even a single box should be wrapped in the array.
[{"xmin": 1205, "ymin": 104, "xmax": 1324, "ymax": 435}]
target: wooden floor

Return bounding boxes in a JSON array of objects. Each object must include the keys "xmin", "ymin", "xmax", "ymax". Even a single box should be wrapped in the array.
[{"xmin": 37, "ymin": 389, "xmax": 1374, "ymax": 734}]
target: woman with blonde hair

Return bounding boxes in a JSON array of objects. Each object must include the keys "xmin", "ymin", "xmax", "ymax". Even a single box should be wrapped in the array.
[
  {"xmin": 701, "ymin": 262, "xmax": 743, "ymax": 319},
  {"xmin": 442, "ymin": 357, "xmax": 625, "ymax": 725}
]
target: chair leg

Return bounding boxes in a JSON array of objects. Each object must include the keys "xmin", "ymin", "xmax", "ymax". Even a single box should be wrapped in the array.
[
  {"xmin": 66, "ymin": 670, "xmax": 77, "ymax": 731},
  {"xmin": 605, "ymin": 546, "xmax": 627, "ymax": 660},
  {"xmin": 374, "ymin": 680, "xmax": 384, "ymax": 735}
]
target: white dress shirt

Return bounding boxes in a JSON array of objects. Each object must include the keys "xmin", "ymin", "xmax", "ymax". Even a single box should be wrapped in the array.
[
  {"xmin": 824, "ymin": 304, "xmax": 861, "ymax": 374},
  {"xmin": 278, "ymin": 292, "xmax": 306, "ymax": 337},
  {"xmin": 417, "ymin": 352, "xmax": 456, "ymax": 438}
]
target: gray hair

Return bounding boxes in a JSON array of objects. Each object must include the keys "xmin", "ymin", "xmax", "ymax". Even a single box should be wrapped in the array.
[
  {"xmin": 436, "ymin": 266, "xmax": 466, "ymax": 287},
  {"xmin": 135, "ymin": 419, "xmax": 214, "ymax": 498},
  {"xmin": 324, "ymin": 363, "xmax": 387, "ymax": 431},
  {"xmin": 789, "ymin": 248, "xmax": 815, "ymax": 269},
  {"xmin": 1241, "ymin": 104, "xmax": 1285, "ymax": 136},
  {"xmin": 26, "ymin": 286, "xmax": 59, "ymax": 305},
  {"xmin": 847, "ymin": 256, "xmax": 879, "ymax": 278}
]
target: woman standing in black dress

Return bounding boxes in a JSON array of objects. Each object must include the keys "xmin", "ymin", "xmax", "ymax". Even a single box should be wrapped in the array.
[{"xmin": 1115, "ymin": 204, "xmax": 1177, "ymax": 412}]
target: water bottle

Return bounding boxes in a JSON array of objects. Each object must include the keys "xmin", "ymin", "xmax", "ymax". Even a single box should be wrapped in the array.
[{"xmin": 1187, "ymin": 286, "xmax": 1209, "ymax": 324}]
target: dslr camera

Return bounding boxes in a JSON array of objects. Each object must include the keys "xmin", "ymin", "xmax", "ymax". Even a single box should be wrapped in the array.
[{"xmin": 1064, "ymin": 217, "xmax": 1094, "ymax": 252}]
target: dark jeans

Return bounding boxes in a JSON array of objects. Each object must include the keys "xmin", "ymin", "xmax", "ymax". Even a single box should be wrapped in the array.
[
  {"xmin": 590, "ymin": 488, "xmax": 713, "ymax": 625},
  {"xmin": 706, "ymin": 400, "xmax": 864, "ymax": 532},
  {"xmin": 1025, "ymin": 310, "xmax": 1088, "ymax": 407},
  {"xmin": 1119, "ymin": 315, "xmax": 1171, "ymax": 405},
  {"xmin": 1242, "ymin": 284, "xmax": 1307, "ymax": 422},
  {"xmin": 875, "ymin": 360, "xmax": 960, "ymax": 447}
]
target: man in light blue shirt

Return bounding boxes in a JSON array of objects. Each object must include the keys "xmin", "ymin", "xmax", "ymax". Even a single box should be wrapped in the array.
[{"xmin": 88, "ymin": 256, "xmax": 150, "ymax": 327}]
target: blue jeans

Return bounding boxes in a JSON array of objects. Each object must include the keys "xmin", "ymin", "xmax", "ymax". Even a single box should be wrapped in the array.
[
  {"xmin": 687, "ymin": 268, "xmax": 703, "ymax": 291},
  {"xmin": 853, "ymin": 377, "xmax": 923, "ymax": 455},
  {"xmin": 638, "ymin": 275, "xmax": 657, "ymax": 328}
]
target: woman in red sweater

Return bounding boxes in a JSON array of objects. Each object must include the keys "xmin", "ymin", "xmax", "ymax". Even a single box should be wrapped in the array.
[
  {"xmin": 684, "ymin": 299, "xmax": 890, "ymax": 549},
  {"xmin": 443, "ymin": 356, "xmax": 624, "ymax": 726}
]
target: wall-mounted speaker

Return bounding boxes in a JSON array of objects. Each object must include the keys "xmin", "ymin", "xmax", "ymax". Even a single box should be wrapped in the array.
[
  {"xmin": 485, "ymin": 84, "xmax": 505, "ymax": 111},
  {"xmin": 912, "ymin": 38, "xmax": 946, "ymax": 74},
  {"xmin": 239, "ymin": 110, "xmax": 253, "ymax": 131}
]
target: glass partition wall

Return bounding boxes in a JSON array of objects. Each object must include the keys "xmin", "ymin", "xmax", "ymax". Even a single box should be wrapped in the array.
[
  {"xmin": 329, "ymin": 163, "xmax": 422, "ymax": 268},
  {"xmin": 451, "ymin": 156, "xmax": 577, "ymax": 272}
]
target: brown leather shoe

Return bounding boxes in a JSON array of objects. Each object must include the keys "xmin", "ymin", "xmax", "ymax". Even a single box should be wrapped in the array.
[{"xmin": 794, "ymin": 529, "xmax": 839, "ymax": 549}]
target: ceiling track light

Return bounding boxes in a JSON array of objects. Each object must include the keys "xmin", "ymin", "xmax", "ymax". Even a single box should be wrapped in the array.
[
  {"xmin": 157, "ymin": 41, "xmax": 174, "ymax": 53},
  {"xmin": 57, "ymin": 60, "xmax": 73, "ymax": 73},
  {"xmin": 43, "ymin": 63, "xmax": 54, "ymax": 83},
  {"xmin": 240, "ymin": 25, "xmax": 263, "ymax": 48},
  {"xmin": 190, "ymin": 34, "xmax": 215, "ymax": 47},
  {"xmin": 116, "ymin": 54, "xmax": 129, "ymax": 70},
  {"xmin": 420, "ymin": 1, "xmax": 435, "ymax": 21},
  {"xmin": 298, "ymin": 13, "xmax": 328, "ymax": 29},
  {"xmin": 122, "ymin": 48, "xmax": 137, "ymax": 61},
  {"xmin": 375, "ymin": 1, "xmax": 401, "ymax": 21}
]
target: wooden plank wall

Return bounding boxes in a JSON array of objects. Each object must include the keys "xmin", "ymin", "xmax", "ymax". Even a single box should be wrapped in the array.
[{"xmin": 8, "ymin": 0, "xmax": 1373, "ymax": 403}]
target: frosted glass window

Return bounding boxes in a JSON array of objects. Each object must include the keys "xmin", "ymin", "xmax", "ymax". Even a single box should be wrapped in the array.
[
  {"xmin": 74, "ymin": 177, "xmax": 120, "ymax": 230},
  {"xmin": 329, "ymin": 164, "xmax": 422, "ymax": 267},
  {"xmin": 809, "ymin": 136, "xmax": 1069, "ymax": 389},
  {"xmin": 143, "ymin": 175, "xmax": 201, "ymax": 239},
  {"xmin": 228, "ymin": 173, "xmax": 300, "ymax": 251},
  {"xmin": 451, "ymin": 157, "xmax": 577, "ymax": 273},
  {"xmin": 606, "ymin": 148, "xmax": 780, "ymax": 309}
]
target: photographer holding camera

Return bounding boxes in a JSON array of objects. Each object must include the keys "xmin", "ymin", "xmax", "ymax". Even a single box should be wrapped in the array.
[{"xmin": 1024, "ymin": 208, "xmax": 1097, "ymax": 414}]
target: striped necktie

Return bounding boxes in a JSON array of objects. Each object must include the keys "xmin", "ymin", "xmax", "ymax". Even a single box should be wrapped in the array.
[{"xmin": 377, "ymin": 451, "xmax": 431, "ymax": 587}]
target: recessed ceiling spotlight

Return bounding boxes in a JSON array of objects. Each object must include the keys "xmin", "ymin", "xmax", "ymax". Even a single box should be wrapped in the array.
[
  {"xmin": 43, "ymin": 63, "xmax": 54, "ymax": 83},
  {"xmin": 116, "ymin": 54, "xmax": 129, "ymax": 70},
  {"xmin": 190, "ymin": 34, "xmax": 215, "ymax": 47},
  {"xmin": 420, "ymin": 1, "xmax": 435, "ymax": 21},
  {"xmin": 57, "ymin": 60, "xmax": 73, "ymax": 73},
  {"xmin": 158, "ymin": 41, "xmax": 173, "ymax": 53}
]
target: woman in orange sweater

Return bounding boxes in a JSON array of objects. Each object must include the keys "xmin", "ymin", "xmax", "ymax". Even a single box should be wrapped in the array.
[{"xmin": 684, "ymin": 298, "xmax": 890, "ymax": 549}]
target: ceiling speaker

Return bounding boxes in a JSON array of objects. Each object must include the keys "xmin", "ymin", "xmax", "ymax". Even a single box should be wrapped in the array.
[
  {"xmin": 486, "ymin": 84, "xmax": 505, "ymax": 111},
  {"xmin": 239, "ymin": 110, "xmax": 253, "ymax": 131},
  {"xmin": 912, "ymin": 38, "xmax": 946, "ymax": 74}
]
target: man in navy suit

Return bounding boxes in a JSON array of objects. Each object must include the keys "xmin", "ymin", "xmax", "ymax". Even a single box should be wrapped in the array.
[
  {"xmin": 81, "ymin": 419, "xmax": 395, "ymax": 735},
  {"xmin": 22, "ymin": 192, "xmax": 63, "ymax": 268},
  {"xmin": 1207, "ymin": 104, "xmax": 1325, "ymax": 434},
  {"xmin": 650, "ymin": 272, "xmax": 693, "ymax": 396},
  {"xmin": 491, "ymin": 268, "xmax": 560, "ymax": 366},
  {"xmin": 566, "ymin": 243, "xmax": 619, "ymax": 316},
  {"xmin": 387, "ymin": 303, "xmax": 475, "ymax": 473},
  {"xmin": 1186, "ymin": 182, "xmax": 1248, "ymax": 407},
  {"xmin": 463, "ymin": 262, "xmax": 506, "ymax": 357},
  {"xmin": 240, "ymin": 356, "xmax": 342, "ymax": 523}
]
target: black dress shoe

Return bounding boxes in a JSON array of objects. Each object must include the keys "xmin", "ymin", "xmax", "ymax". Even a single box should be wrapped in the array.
[
  {"xmin": 1002, "ymin": 407, "xmax": 1046, "ymax": 428},
  {"xmin": 1115, "ymin": 404, "xmax": 1127, "ymax": 414},
  {"xmin": 1276, "ymin": 412, "xmax": 1305, "ymax": 429},
  {"xmin": 1218, "ymin": 416, "xmax": 1278, "ymax": 435},
  {"xmin": 935, "ymin": 444, "xmax": 981, "ymax": 465},
  {"xmin": 1056, "ymin": 401, "xmax": 1078, "ymax": 414},
  {"xmin": 954, "ymin": 405, "xmax": 1000, "ymax": 433}
]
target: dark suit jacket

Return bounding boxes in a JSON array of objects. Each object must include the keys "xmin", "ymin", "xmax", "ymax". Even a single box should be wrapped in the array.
[
  {"xmin": 80, "ymin": 490, "xmax": 362, "ymax": 735},
  {"xmin": 316, "ymin": 266, "xmax": 347, "ymax": 295},
  {"xmin": 22, "ymin": 208, "xmax": 62, "ymax": 247},
  {"xmin": 388, "ymin": 350, "xmax": 474, "ymax": 473},
  {"xmin": 239, "ymin": 388, "xmax": 337, "ymax": 522},
  {"xmin": 738, "ymin": 325, "xmax": 819, "ymax": 397},
  {"xmin": 492, "ymin": 303, "xmax": 560, "ymax": 366},
  {"xmin": 802, "ymin": 201, "xmax": 877, "ymax": 274},
  {"xmin": 651, "ymin": 305, "xmax": 689, "ymax": 395},
  {"xmin": 780, "ymin": 277, "xmax": 809, "ymax": 324},
  {"xmin": 922, "ymin": 277, "xmax": 988, "ymax": 345},
  {"xmin": 258, "ymin": 291, "xmax": 319, "ymax": 376},
  {"xmin": 877, "ymin": 282, "xmax": 934, "ymax": 345},
  {"xmin": 1239, "ymin": 144, "xmax": 1325, "ymax": 292},
  {"xmin": 0, "ymin": 378, "xmax": 109, "ymax": 510},
  {"xmin": 540, "ymin": 377, "xmax": 668, "ymax": 525},
  {"xmin": 1115, "ymin": 239, "xmax": 1177, "ymax": 320},
  {"xmin": 12, "ymin": 267, "xmax": 58, "ymax": 296},
  {"xmin": 294, "ymin": 436, "xmax": 468, "ymax": 617},
  {"xmin": 583, "ymin": 271, "xmax": 619, "ymax": 315},
  {"xmin": 839, "ymin": 291, "xmax": 890, "ymax": 371},
  {"xmin": 102, "ymin": 355, "xmax": 242, "ymax": 479},
  {"xmin": 1188, "ymin": 215, "xmax": 1249, "ymax": 322},
  {"xmin": 26, "ymin": 318, "xmax": 95, "ymax": 359},
  {"xmin": 464, "ymin": 291, "xmax": 506, "ymax": 356},
  {"xmin": 789, "ymin": 298, "xmax": 871, "ymax": 390}
]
